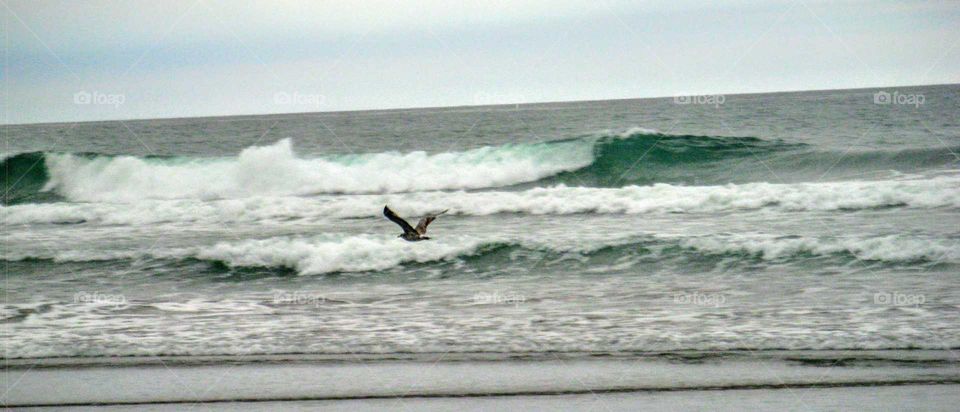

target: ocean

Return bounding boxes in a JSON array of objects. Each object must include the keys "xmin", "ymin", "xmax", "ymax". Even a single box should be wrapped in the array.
[{"xmin": 2, "ymin": 84, "xmax": 959, "ymax": 362}]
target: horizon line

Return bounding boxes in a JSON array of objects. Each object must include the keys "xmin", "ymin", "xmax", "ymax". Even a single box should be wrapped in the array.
[{"xmin": 4, "ymin": 81, "xmax": 956, "ymax": 127}]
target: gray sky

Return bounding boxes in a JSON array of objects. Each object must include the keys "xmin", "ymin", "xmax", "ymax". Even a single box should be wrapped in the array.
[{"xmin": 3, "ymin": 0, "xmax": 959, "ymax": 124}]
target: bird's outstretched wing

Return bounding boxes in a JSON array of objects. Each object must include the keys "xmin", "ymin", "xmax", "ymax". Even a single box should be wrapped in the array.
[
  {"xmin": 383, "ymin": 206, "xmax": 416, "ymax": 235},
  {"xmin": 415, "ymin": 209, "xmax": 448, "ymax": 235}
]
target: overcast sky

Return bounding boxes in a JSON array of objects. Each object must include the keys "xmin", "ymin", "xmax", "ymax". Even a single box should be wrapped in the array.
[{"xmin": 3, "ymin": 0, "xmax": 959, "ymax": 124}]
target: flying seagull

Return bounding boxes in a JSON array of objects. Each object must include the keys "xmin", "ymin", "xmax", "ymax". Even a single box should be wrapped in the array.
[{"xmin": 383, "ymin": 205, "xmax": 448, "ymax": 241}]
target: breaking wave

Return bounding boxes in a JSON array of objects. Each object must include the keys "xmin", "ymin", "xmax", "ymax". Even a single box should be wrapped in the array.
[
  {"xmin": 0, "ymin": 130, "xmax": 808, "ymax": 203},
  {"xmin": 3, "ymin": 137, "xmax": 593, "ymax": 203},
  {"xmin": 4, "ymin": 175, "xmax": 958, "ymax": 225},
  {"xmin": 3, "ymin": 131, "xmax": 954, "ymax": 207},
  {"xmin": 5, "ymin": 233, "xmax": 956, "ymax": 275}
]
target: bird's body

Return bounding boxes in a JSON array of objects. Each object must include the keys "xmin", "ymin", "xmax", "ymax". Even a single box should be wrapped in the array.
[{"xmin": 383, "ymin": 206, "xmax": 447, "ymax": 241}]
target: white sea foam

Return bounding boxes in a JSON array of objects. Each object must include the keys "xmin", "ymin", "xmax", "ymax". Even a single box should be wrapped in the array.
[
  {"xmin": 0, "ymin": 234, "xmax": 500, "ymax": 273},
  {"xmin": 195, "ymin": 235, "xmax": 495, "ymax": 275},
  {"xmin": 40, "ymin": 138, "xmax": 594, "ymax": 202},
  {"xmin": 680, "ymin": 234, "xmax": 959, "ymax": 263},
  {"xmin": 195, "ymin": 233, "xmax": 960, "ymax": 273},
  {"xmin": 6, "ymin": 176, "xmax": 958, "ymax": 226},
  {"xmin": 3, "ymin": 232, "xmax": 954, "ymax": 273},
  {"xmin": 618, "ymin": 126, "xmax": 660, "ymax": 137}
]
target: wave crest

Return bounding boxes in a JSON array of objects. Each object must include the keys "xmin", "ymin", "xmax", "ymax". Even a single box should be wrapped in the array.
[
  {"xmin": 36, "ymin": 138, "xmax": 593, "ymax": 202},
  {"xmin": 5, "ymin": 233, "xmax": 955, "ymax": 275},
  {"xmin": 5, "ymin": 176, "xmax": 957, "ymax": 225},
  {"xmin": 4, "ymin": 130, "xmax": 955, "ymax": 204}
]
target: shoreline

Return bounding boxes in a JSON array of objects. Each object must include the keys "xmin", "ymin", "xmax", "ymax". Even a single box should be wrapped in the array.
[
  {"xmin": 3, "ymin": 348, "xmax": 957, "ymax": 369},
  {"xmin": 4, "ymin": 350, "xmax": 958, "ymax": 408}
]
